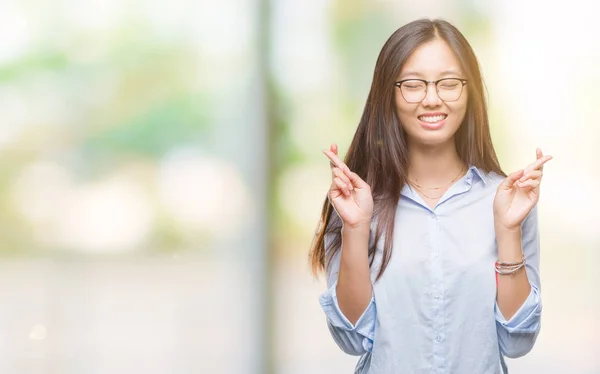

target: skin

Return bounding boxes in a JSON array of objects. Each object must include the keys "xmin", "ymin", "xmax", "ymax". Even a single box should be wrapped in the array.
[
  {"xmin": 322, "ymin": 38, "xmax": 552, "ymax": 325},
  {"xmin": 394, "ymin": 38, "xmax": 468, "ymax": 150},
  {"xmin": 394, "ymin": 38, "xmax": 469, "ymax": 208}
]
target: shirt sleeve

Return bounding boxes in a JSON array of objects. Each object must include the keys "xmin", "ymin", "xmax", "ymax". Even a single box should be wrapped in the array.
[
  {"xmin": 495, "ymin": 205, "xmax": 543, "ymax": 358},
  {"xmin": 319, "ymin": 227, "xmax": 377, "ymax": 356}
]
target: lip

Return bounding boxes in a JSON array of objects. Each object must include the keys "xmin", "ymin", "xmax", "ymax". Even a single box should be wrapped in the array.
[{"xmin": 417, "ymin": 112, "xmax": 447, "ymax": 130}]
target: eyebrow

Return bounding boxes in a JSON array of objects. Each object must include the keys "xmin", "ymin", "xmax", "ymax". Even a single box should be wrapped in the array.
[{"xmin": 399, "ymin": 69, "xmax": 463, "ymax": 79}]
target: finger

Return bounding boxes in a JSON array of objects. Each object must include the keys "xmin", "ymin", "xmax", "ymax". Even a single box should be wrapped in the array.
[
  {"xmin": 525, "ymin": 155, "xmax": 552, "ymax": 173},
  {"xmin": 330, "ymin": 179, "xmax": 344, "ymax": 196},
  {"xmin": 518, "ymin": 170, "xmax": 542, "ymax": 183},
  {"xmin": 501, "ymin": 169, "xmax": 524, "ymax": 189},
  {"xmin": 328, "ymin": 184, "xmax": 342, "ymax": 201},
  {"xmin": 346, "ymin": 170, "xmax": 370, "ymax": 189},
  {"xmin": 332, "ymin": 167, "xmax": 352, "ymax": 188},
  {"xmin": 333, "ymin": 177, "xmax": 352, "ymax": 196},
  {"xmin": 323, "ymin": 149, "xmax": 370, "ymax": 189},
  {"xmin": 331, "ymin": 143, "xmax": 338, "ymax": 155},
  {"xmin": 324, "ymin": 149, "xmax": 351, "ymax": 174},
  {"xmin": 517, "ymin": 179, "xmax": 541, "ymax": 189},
  {"xmin": 328, "ymin": 144, "xmax": 338, "ymax": 167},
  {"xmin": 536, "ymin": 149, "xmax": 546, "ymax": 171}
]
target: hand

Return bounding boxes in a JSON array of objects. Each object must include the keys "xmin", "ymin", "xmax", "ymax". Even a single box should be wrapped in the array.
[
  {"xmin": 323, "ymin": 143, "xmax": 374, "ymax": 229},
  {"xmin": 493, "ymin": 148, "xmax": 552, "ymax": 231}
]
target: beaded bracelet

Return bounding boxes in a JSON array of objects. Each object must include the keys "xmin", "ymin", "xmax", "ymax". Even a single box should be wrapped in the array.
[
  {"xmin": 495, "ymin": 261, "xmax": 525, "ymax": 274},
  {"xmin": 496, "ymin": 255, "xmax": 526, "ymax": 267},
  {"xmin": 494, "ymin": 255, "xmax": 526, "ymax": 286},
  {"xmin": 495, "ymin": 255, "xmax": 526, "ymax": 275}
]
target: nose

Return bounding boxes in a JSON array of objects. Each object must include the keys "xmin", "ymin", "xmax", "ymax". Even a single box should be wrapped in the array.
[{"xmin": 421, "ymin": 82, "xmax": 442, "ymax": 107}]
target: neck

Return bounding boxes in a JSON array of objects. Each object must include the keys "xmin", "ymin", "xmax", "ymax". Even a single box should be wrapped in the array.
[{"xmin": 407, "ymin": 138, "xmax": 465, "ymax": 187}]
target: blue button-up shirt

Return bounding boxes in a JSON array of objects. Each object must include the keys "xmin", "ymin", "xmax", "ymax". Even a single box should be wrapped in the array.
[{"xmin": 319, "ymin": 166, "xmax": 542, "ymax": 374}]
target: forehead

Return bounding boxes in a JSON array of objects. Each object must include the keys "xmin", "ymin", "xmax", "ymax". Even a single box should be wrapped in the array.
[{"xmin": 399, "ymin": 38, "xmax": 463, "ymax": 78}]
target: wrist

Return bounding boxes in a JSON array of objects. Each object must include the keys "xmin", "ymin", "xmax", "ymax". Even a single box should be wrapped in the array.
[
  {"xmin": 340, "ymin": 223, "xmax": 371, "ymax": 255},
  {"xmin": 495, "ymin": 225, "xmax": 522, "ymax": 246},
  {"xmin": 493, "ymin": 214, "xmax": 521, "ymax": 234},
  {"xmin": 342, "ymin": 221, "xmax": 371, "ymax": 235},
  {"xmin": 494, "ymin": 223, "xmax": 521, "ymax": 237},
  {"xmin": 495, "ymin": 226, "xmax": 523, "ymax": 262}
]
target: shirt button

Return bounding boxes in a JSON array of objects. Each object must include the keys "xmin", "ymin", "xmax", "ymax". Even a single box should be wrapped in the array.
[
  {"xmin": 435, "ymin": 336, "xmax": 442, "ymax": 343},
  {"xmin": 434, "ymin": 293, "xmax": 441, "ymax": 299}
]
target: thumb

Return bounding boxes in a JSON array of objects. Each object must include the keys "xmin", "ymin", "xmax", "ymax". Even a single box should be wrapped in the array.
[
  {"xmin": 347, "ymin": 170, "xmax": 370, "ymax": 190},
  {"xmin": 501, "ymin": 169, "xmax": 524, "ymax": 190}
]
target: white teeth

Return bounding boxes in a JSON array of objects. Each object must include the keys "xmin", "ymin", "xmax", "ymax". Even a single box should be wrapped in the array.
[{"xmin": 419, "ymin": 115, "xmax": 446, "ymax": 123}]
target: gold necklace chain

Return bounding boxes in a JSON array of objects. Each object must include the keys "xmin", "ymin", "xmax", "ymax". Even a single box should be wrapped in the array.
[
  {"xmin": 408, "ymin": 164, "xmax": 467, "ymax": 200},
  {"xmin": 409, "ymin": 164, "xmax": 466, "ymax": 190},
  {"xmin": 409, "ymin": 184, "xmax": 445, "ymax": 199}
]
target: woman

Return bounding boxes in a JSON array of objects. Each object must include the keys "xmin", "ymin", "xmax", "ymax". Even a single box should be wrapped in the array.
[{"xmin": 309, "ymin": 19, "xmax": 551, "ymax": 373}]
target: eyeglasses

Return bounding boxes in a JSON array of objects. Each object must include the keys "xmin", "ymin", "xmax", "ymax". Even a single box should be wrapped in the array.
[{"xmin": 394, "ymin": 78, "xmax": 468, "ymax": 103}]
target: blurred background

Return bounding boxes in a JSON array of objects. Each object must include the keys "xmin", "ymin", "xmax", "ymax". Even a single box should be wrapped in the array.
[{"xmin": 0, "ymin": 0, "xmax": 598, "ymax": 373}]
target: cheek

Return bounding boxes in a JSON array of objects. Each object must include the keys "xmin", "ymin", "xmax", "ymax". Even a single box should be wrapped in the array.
[
  {"xmin": 455, "ymin": 91, "xmax": 468, "ymax": 116},
  {"xmin": 447, "ymin": 94, "xmax": 468, "ymax": 123},
  {"xmin": 394, "ymin": 93, "xmax": 415, "ymax": 123}
]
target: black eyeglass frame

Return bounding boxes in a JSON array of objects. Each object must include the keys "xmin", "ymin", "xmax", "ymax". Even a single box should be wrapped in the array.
[{"xmin": 393, "ymin": 78, "xmax": 468, "ymax": 103}]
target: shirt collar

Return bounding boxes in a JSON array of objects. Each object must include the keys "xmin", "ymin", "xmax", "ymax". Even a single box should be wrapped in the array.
[
  {"xmin": 400, "ymin": 165, "xmax": 488, "ymax": 200},
  {"xmin": 468, "ymin": 165, "xmax": 489, "ymax": 185}
]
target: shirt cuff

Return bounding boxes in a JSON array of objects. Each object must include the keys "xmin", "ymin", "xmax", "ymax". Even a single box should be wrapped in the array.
[
  {"xmin": 495, "ymin": 282, "xmax": 542, "ymax": 334},
  {"xmin": 319, "ymin": 280, "xmax": 376, "ymax": 352}
]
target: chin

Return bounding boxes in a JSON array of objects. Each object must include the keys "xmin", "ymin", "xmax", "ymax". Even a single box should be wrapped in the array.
[{"xmin": 407, "ymin": 127, "xmax": 457, "ymax": 147}]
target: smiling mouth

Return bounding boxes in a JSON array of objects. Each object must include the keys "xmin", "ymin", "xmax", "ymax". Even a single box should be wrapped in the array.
[{"xmin": 418, "ymin": 114, "xmax": 448, "ymax": 123}]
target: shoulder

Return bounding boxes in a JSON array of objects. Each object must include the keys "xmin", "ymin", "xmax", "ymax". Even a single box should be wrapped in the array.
[{"xmin": 485, "ymin": 171, "xmax": 505, "ymax": 186}]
